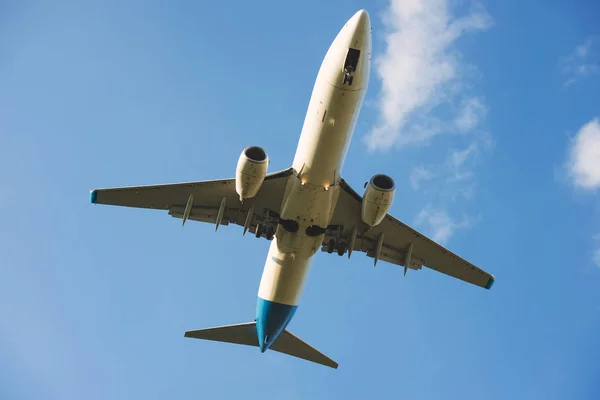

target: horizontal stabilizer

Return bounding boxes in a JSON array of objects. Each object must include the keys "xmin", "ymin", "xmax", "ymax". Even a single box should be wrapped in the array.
[
  {"xmin": 271, "ymin": 330, "xmax": 338, "ymax": 369},
  {"xmin": 184, "ymin": 322, "xmax": 258, "ymax": 347},
  {"xmin": 185, "ymin": 322, "xmax": 338, "ymax": 369}
]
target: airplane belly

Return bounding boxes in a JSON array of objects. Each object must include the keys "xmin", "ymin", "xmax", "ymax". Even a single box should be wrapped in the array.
[
  {"xmin": 257, "ymin": 238, "xmax": 314, "ymax": 306},
  {"xmin": 257, "ymin": 176, "xmax": 339, "ymax": 306},
  {"xmin": 257, "ymin": 6, "xmax": 372, "ymax": 325},
  {"xmin": 292, "ymin": 9, "xmax": 370, "ymax": 188},
  {"xmin": 292, "ymin": 81, "xmax": 365, "ymax": 187}
]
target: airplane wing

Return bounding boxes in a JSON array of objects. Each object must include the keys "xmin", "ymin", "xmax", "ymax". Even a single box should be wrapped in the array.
[
  {"xmin": 90, "ymin": 168, "xmax": 294, "ymax": 237},
  {"xmin": 325, "ymin": 179, "xmax": 495, "ymax": 290}
]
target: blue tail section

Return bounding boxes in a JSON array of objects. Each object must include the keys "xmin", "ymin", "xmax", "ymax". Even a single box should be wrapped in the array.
[
  {"xmin": 184, "ymin": 297, "xmax": 337, "ymax": 369},
  {"xmin": 256, "ymin": 297, "xmax": 297, "ymax": 352}
]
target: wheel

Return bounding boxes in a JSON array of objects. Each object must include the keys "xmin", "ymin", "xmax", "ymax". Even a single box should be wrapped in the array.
[
  {"xmin": 265, "ymin": 225, "xmax": 275, "ymax": 241},
  {"xmin": 255, "ymin": 224, "xmax": 264, "ymax": 238},
  {"xmin": 327, "ymin": 239, "xmax": 336, "ymax": 254},
  {"xmin": 337, "ymin": 244, "xmax": 346, "ymax": 256}
]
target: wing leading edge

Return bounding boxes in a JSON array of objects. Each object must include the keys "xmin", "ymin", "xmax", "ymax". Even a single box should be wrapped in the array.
[
  {"xmin": 90, "ymin": 168, "xmax": 294, "ymax": 237},
  {"xmin": 326, "ymin": 179, "xmax": 495, "ymax": 290}
]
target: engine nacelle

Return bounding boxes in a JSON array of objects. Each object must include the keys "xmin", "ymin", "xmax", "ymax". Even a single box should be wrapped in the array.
[
  {"xmin": 236, "ymin": 146, "xmax": 269, "ymax": 200},
  {"xmin": 361, "ymin": 174, "xmax": 395, "ymax": 226}
]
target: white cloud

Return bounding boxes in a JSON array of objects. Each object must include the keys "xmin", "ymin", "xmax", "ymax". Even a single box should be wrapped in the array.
[
  {"xmin": 365, "ymin": 0, "xmax": 492, "ymax": 150},
  {"xmin": 575, "ymin": 40, "xmax": 592, "ymax": 58},
  {"xmin": 450, "ymin": 143, "xmax": 477, "ymax": 167},
  {"xmin": 409, "ymin": 144, "xmax": 478, "ymax": 200},
  {"xmin": 414, "ymin": 206, "xmax": 472, "ymax": 244},
  {"xmin": 566, "ymin": 118, "xmax": 600, "ymax": 191},
  {"xmin": 592, "ymin": 234, "xmax": 600, "ymax": 268},
  {"xmin": 564, "ymin": 121, "xmax": 600, "ymax": 269},
  {"xmin": 455, "ymin": 97, "xmax": 486, "ymax": 133},
  {"xmin": 561, "ymin": 37, "xmax": 600, "ymax": 87},
  {"xmin": 410, "ymin": 165, "xmax": 434, "ymax": 190}
]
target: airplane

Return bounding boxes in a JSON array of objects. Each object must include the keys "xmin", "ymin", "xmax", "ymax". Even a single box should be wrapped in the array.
[{"xmin": 90, "ymin": 9, "xmax": 494, "ymax": 370}]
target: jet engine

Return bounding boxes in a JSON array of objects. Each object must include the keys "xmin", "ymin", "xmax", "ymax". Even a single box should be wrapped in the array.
[
  {"xmin": 361, "ymin": 174, "xmax": 395, "ymax": 226},
  {"xmin": 236, "ymin": 146, "xmax": 269, "ymax": 201}
]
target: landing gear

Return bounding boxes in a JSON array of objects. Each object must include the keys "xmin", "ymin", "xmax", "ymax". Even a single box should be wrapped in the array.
[
  {"xmin": 255, "ymin": 223, "xmax": 264, "ymax": 238},
  {"xmin": 325, "ymin": 238, "xmax": 347, "ymax": 256},
  {"xmin": 342, "ymin": 48, "xmax": 360, "ymax": 86},
  {"xmin": 255, "ymin": 223, "xmax": 275, "ymax": 240},
  {"xmin": 343, "ymin": 66, "xmax": 355, "ymax": 85},
  {"xmin": 321, "ymin": 225, "xmax": 351, "ymax": 256},
  {"xmin": 327, "ymin": 239, "xmax": 336, "ymax": 254},
  {"xmin": 253, "ymin": 209, "xmax": 280, "ymax": 241},
  {"xmin": 265, "ymin": 225, "xmax": 275, "ymax": 241}
]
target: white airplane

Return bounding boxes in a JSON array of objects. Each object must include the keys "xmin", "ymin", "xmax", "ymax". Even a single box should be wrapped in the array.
[{"xmin": 90, "ymin": 9, "xmax": 494, "ymax": 369}]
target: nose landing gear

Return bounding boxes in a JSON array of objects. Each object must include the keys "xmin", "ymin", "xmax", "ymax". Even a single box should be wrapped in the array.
[
  {"xmin": 343, "ymin": 66, "xmax": 354, "ymax": 85},
  {"xmin": 342, "ymin": 48, "xmax": 360, "ymax": 86}
]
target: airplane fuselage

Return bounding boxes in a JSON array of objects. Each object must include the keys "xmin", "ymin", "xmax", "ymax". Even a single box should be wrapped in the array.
[{"xmin": 255, "ymin": 10, "xmax": 371, "ymax": 352}]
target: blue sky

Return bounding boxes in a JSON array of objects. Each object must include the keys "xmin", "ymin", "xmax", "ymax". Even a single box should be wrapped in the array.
[{"xmin": 1, "ymin": 0, "xmax": 599, "ymax": 398}]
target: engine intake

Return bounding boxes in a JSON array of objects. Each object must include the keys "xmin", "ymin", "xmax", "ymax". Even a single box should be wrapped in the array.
[
  {"xmin": 236, "ymin": 146, "xmax": 269, "ymax": 200},
  {"xmin": 361, "ymin": 174, "xmax": 395, "ymax": 226}
]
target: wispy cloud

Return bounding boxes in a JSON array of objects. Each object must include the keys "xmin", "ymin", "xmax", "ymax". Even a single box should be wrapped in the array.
[
  {"xmin": 408, "ymin": 141, "xmax": 480, "ymax": 202},
  {"xmin": 563, "ymin": 119, "xmax": 600, "ymax": 269},
  {"xmin": 560, "ymin": 36, "xmax": 600, "ymax": 87},
  {"xmin": 414, "ymin": 206, "xmax": 473, "ymax": 245},
  {"xmin": 365, "ymin": 0, "xmax": 492, "ymax": 150},
  {"xmin": 366, "ymin": 0, "xmax": 493, "ymax": 243},
  {"xmin": 450, "ymin": 142, "xmax": 477, "ymax": 168},
  {"xmin": 454, "ymin": 97, "xmax": 487, "ymax": 133},
  {"xmin": 410, "ymin": 165, "xmax": 434, "ymax": 190},
  {"xmin": 565, "ymin": 118, "xmax": 600, "ymax": 191},
  {"xmin": 593, "ymin": 234, "xmax": 600, "ymax": 268}
]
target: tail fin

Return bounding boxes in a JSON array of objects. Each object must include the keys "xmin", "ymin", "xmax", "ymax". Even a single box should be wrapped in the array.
[{"xmin": 184, "ymin": 322, "xmax": 338, "ymax": 369}]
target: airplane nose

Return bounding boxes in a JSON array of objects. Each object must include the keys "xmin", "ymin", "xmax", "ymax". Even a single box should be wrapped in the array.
[
  {"xmin": 319, "ymin": 9, "xmax": 371, "ymax": 90},
  {"xmin": 348, "ymin": 9, "xmax": 370, "ymax": 33}
]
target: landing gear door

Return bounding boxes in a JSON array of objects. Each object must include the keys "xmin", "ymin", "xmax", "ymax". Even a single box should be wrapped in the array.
[{"xmin": 342, "ymin": 48, "xmax": 361, "ymax": 86}]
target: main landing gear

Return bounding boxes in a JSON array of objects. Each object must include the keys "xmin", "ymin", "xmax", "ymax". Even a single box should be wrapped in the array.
[
  {"xmin": 323, "ymin": 225, "xmax": 350, "ymax": 256},
  {"xmin": 326, "ymin": 238, "xmax": 348, "ymax": 256},
  {"xmin": 255, "ymin": 223, "xmax": 275, "ymax": 241},
  {"xmin": 252, "ymin": 209, "xmax": 280, "ymax": 241}
]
